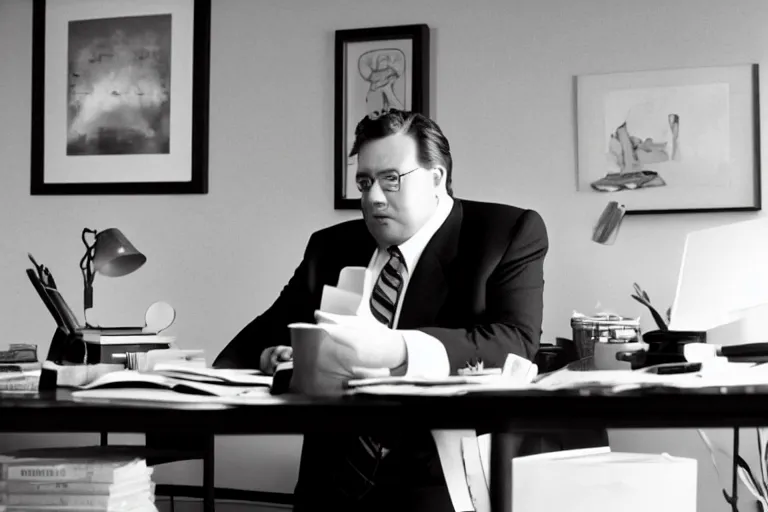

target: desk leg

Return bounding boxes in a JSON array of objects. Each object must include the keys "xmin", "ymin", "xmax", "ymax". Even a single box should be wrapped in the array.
[
  {"xmin": 203, "ymin": 434, "xmax": 215, "ymax": 512},
  {"xmin": 731, "ymin": 428, "xmax": 739, "ymax": 512},
  {"xmin": 489, "ymin": 433, "xmax": 515, "ymax": 512}
]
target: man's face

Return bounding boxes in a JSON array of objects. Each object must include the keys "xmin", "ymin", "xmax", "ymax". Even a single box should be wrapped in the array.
[{"xmin": 357, "ymin": 133, "xmax": 442, "ymax": 247}]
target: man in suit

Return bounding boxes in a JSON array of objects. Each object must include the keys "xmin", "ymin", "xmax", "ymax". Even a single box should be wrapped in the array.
[{"xmin": 213, "ymin": 109, "xmax": 548, "ymax": 511}]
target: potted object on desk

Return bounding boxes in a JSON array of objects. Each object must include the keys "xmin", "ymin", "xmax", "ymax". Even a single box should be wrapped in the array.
[
  {"xmin": 616, "ymin": 330, "xmax": 706, "ymax": 370},
  {"xmin": 617, "ymin": 283, "xmax": 706, "ymax": 370}
]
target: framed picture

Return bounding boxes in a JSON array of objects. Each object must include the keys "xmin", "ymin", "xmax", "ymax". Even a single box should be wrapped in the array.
[
  {"xmin": 334, "ymin": 24, "xmax": 430, "ymax": 210},
  {"xmin": 31, "ymin": 0, "xmax": 211, "ymax": 195},
  {"xmin": 576, "ymin": 64, "xmax": 761, "ymax": 214}
]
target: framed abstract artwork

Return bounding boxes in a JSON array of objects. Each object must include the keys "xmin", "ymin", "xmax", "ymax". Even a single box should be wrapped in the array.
[
  {"xmin": 334, "ymin": 24, "xmax": 430, "ymax": 210},
  {"xmin": 576, "ymin": 64, "xmax": 760, "ymax": 214},
  {"xmin": 31, "ymin": 0, "xmax": 210, "ymax": 195}
]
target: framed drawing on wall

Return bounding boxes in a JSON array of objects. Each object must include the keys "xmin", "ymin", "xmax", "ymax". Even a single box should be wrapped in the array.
[
  {"xmin": 334, "ymin": 24, "xmax": 430, "ymax": 210},
  {"xmin": 31, "ymin": 0, "xmax": 211, "ymax": 195},
  {"xmin": 576, "ymin": 64, "xmax": 761, "ymax": 214}
]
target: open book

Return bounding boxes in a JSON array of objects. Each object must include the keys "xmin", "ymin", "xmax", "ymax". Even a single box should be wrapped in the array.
[{"xmin": 70, "ymin": 367, "xmax": 273, "ymax": 404}]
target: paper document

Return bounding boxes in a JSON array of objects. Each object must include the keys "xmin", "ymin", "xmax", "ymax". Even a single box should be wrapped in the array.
[
  {"xmin": 151, "ymin": 364, "xmax": 272, "ymax": 386},
  {"xmin": 337, "ymin": 266, "xmax": 368, "ymax": 294},
  {"xmin": 318, "ymin": 266, "xmax": 369, "ymax": 315},
  {"xmin": 348, "ymin": 354, "xmax": 539, "ymax": 396},
  {"xmin": 347, "ymin": 374, "xmax": 504, "ymax": 388},
  {"xmin": 347, "ymin": 365, "xmax": 768, "ymax": 396},
  {"xmin": 432, "ymin": 430, "xmax": 476, "ymax": 512},
  {"xmin": 510, "ymin": 448, "xmax": 696, "ymax": 512},
  {"xmin": 71, "ymin": 388, "xmax": 233, "ymax": 407},
  {"xmin": 533, "ymin": 369, "xmax": 695, "ymax": 390},
  {"xmin": 73, "ymin": 369, "xmax": 270, "ymax": 397},
  {"xmin": 461, "ymin": 436, "xmax": 491, "ymax": 512},
  {"xmin": 319, "ymin": 286, "xmax": 361, "ymax": 316},
  {"xmin": 347, "ymin": 379, "xmax": 532, "ymax": 397}
]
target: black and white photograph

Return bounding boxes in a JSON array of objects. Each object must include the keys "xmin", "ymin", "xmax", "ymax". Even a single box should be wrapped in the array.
[
  {"xmin": 67, "ymin": 14, "xmax": 172, "ymax": 156},
  {"xmin": 4, "ymin": 2, "xmax": 768, "ymax": 512},
  {"xmin": 31, "ymin": 0, "xmax": 210, "ymax": 194}
]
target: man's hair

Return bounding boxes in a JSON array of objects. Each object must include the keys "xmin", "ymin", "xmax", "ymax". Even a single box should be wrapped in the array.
[{"xmin": 349, "ymin": 110, "xmax": 453, "ymax": 196}]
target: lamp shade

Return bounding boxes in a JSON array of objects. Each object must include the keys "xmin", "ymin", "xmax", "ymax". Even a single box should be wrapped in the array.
[{"xmin": 92, "ymin": 228, "xmax": 146, "ymax": 277}]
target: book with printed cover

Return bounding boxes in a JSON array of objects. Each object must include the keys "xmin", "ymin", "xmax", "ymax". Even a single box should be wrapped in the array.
[
  {"xmin": 0, "ymin": 475, "xmax": 153, "ymax": 495},
  {"xmin": 0, "ymin": 456, "xmax": 146, "ymax": 483},
  {"xmin": 0, "ymin": 481, "xmax": 154, "ymax": 506}
]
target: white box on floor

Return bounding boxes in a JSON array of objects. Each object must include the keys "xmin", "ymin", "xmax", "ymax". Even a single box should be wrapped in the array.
[{"xmin": 511, "ymin": 448, "xmax": 697, "ymax": 512}]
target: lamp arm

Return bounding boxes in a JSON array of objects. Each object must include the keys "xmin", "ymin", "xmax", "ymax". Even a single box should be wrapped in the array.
[{"xmin": 80, "ymin": 228, "xmax": 98, "ymax": 321}]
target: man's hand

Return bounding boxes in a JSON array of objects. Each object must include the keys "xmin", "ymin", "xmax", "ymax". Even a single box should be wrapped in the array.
[
  {"xmin": 259, "ymin": 345, "xmax": 293, "ymax": 375},
  {"xmin": 314, "ymin": 311, "xmax": 407, "ymax": 375}
]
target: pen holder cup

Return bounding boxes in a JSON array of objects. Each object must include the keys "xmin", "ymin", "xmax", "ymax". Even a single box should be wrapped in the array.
[
  {"xmin": 594, "ymin": 341, "xmax": 645, "ymax": 370},
  {"xmin": 571, "ymin": 316, "xmax": 641, "ymax": 361},
  {"xmin": 288, "ymin": 325, "xmax": 349, "ymax": 397}
]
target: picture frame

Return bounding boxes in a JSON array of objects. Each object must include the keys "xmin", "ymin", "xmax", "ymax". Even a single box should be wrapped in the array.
[
  {"xmin": 31, "ymin": 0, "xmax": 211, "ymax": 195},
  {"xmin": 334, "ymin": 24, "xmax": 430, "ymax": 210},
  {"xmin": 576, "ymin": 64, "xmax": 761, "ymax": 214}
]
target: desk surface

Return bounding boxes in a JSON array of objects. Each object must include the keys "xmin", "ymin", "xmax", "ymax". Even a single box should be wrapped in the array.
[{"xmin": 3, "ymin": 387, "xmax": 768, "ymax": 434}]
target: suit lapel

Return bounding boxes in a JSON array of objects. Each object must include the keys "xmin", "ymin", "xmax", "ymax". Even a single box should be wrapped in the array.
[
  {"xmin": 337, "ymin": 221, "xmax": 378, "ymax": 269},
  {"xmin": 398, "ymin": 199, "xmax": 463, "ymax": 329}
]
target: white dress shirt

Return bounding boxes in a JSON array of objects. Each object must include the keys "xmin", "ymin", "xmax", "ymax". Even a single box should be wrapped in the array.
[{"xmin": 355, "ymin": 195, "xmax": 454, "ymax": 378}]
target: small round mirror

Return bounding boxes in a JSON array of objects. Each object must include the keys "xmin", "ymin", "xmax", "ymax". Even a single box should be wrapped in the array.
[{"xmin": 144, "ymin": 301, "xmax": 176, "ymax": 333}]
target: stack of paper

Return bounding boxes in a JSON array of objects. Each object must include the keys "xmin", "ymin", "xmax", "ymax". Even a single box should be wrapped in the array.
[
  {"xmin": 459, "ymin": 437, "xmax": 697, "ymax": 512},
  {"xmin": 0, "ymin": 451, "xmax": 157, "ymax": 511},
  {"xmin": 511, "ymin": 448, "xmax": 697, "ymax": 512}
]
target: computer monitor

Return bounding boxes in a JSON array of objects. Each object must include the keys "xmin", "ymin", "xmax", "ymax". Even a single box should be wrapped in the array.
[{"xmin": 669, "ymin": 217, "xmax": 768, "ymax": 343}]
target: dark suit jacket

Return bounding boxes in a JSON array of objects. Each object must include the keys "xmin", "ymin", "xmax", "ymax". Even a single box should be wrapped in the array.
[
  {"xmin": 214, "ymin": 198, "xmax": 548, "ymax": 371},
  {"xmin": 213, "ymin": 198, "xmax": 549, "ymax": 511}
]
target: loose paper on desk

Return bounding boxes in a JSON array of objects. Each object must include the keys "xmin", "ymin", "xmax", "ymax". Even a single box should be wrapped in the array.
[
  {"xmin": 347, "ymin": 353, "xmax": 538, "ymax": 396},
  {"xmin": 71, "ymin": 388, "xmax": 233, "ymax": 408},
  {"xmin": 151, "ymin": 364, "xmax": 272, "ymax": 386}
]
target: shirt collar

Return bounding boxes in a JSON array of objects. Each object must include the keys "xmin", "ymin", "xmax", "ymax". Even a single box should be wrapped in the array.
[{"xmin": 396, "ymin": 194, "xmax": 454, "ymax": 273}]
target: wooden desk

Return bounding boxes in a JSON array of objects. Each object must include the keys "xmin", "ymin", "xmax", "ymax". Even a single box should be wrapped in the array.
[{"xmin": 2, "ymin": 387, "xmax": 767, "ymax": 512}]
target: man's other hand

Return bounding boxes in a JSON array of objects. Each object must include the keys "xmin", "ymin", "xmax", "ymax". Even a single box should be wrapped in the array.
[
  {"xmin": 259, "ymin": 345, "xmax": 293, "ymax": 375},
  {"xmin": 314, "ymin": 311, "xmax": 407, "ymax": 373}
]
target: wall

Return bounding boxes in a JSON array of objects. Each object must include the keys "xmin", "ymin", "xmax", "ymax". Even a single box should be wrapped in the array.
[{"xmin": 1, "ymin": 0, "xmax": 766, "ymax": 509}]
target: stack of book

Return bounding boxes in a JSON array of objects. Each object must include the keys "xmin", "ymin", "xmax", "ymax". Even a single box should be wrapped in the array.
[
  {"xmin": 0, "ymin": 344, "xmax": 41, "ymax": 392},
  {"xmin": 76, "ymin": 330, "xmax": 175, "ymax": 366},
  {"xmin": 0, "ymin": 453, "xmax": 157, "ymax": 511}
]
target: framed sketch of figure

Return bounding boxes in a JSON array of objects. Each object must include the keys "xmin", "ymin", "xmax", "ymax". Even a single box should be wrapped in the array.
[{"xmin": 334, "ymin": 24, "xmax": 430, "ymax": 210}]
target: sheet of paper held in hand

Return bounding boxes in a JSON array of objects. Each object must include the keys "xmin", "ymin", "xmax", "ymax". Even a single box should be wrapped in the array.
[{"xmin": 319, "ymin": 266, "xmax": 368, "ymax": 315}]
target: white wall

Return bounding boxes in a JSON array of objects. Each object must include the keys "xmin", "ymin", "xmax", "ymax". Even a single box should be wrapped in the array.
[{"xmin": 1, "ymin": 0, "xmax": 766, "ymax": 509}]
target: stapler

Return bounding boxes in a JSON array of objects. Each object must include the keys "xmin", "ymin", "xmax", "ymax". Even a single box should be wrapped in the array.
[{"xmin": 271, "ymin": 361, "xmax": 293, "ymax": 395}]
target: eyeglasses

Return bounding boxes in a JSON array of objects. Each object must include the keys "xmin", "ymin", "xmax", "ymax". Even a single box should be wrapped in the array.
[{"xmin": 355, "ymin": 167, "xmax": 421, "ymax": 193}]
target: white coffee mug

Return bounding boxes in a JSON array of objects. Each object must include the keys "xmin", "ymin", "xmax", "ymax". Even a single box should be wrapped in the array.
[{"xmin": 288, "ymin": 323, "xmax": 352, "ymax": 397}]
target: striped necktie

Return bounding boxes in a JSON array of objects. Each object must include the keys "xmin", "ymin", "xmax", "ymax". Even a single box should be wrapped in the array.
[
  {"xmin": 369, "ymin": 246, "xmax": 405, "ymax": 328},
  {"xmin": 332, "ymin": 247, "xmax": 405, "ymax": 501}
]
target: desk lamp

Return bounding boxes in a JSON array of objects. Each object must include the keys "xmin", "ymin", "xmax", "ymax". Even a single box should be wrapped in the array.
[{"xmin": 79, "ymin": 228, "xmax": 146, "ymax": 327}]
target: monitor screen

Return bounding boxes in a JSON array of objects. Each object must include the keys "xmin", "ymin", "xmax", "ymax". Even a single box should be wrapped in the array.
[{"xmin": 669, "ymin": 217, "xmax": 768, "ymax": 332}]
